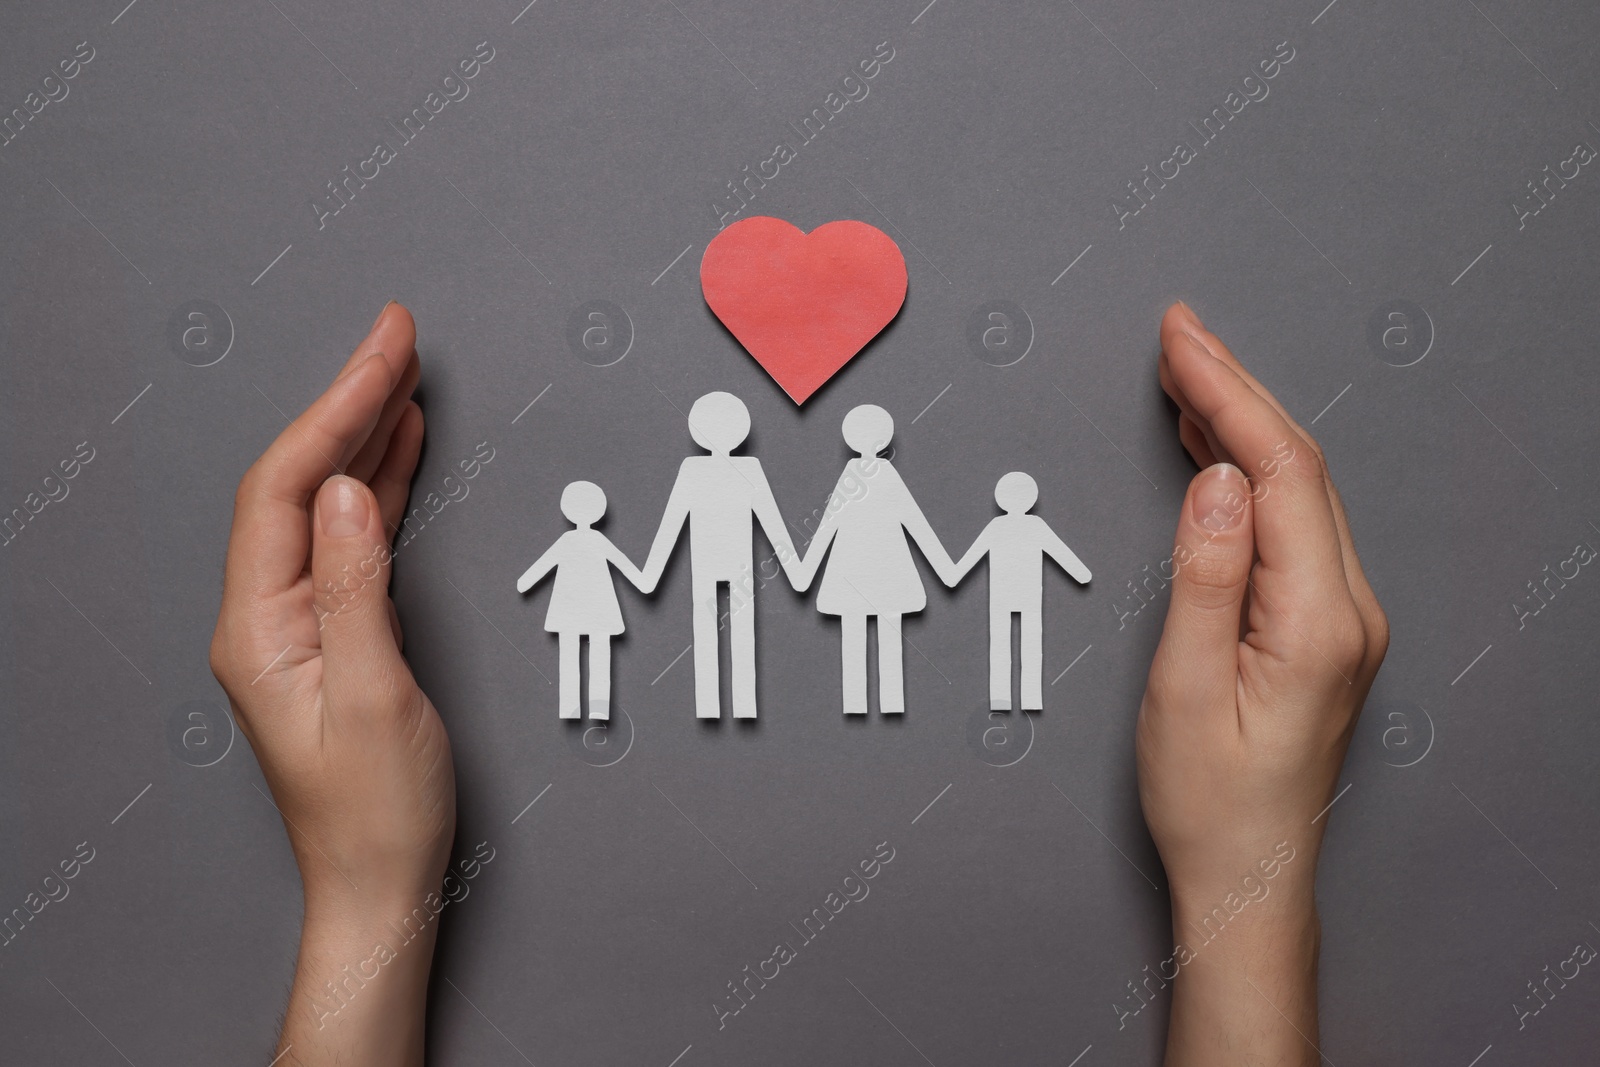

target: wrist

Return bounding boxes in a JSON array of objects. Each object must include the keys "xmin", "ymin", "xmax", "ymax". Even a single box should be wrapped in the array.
[
  {"xmin": 1166, "ymin": 833, "xmax": 1314, "ymax": 926},
  {"xmin": 1170, "ymin": 885, "xmax": 1319, "ymax": 972},
  {"xmin": 301, "ymin": 890, "xmax": 445, "ymax": 955},
  {"xmin": 1163, "ymin": 876, "xmax": 1322, "ymax": 1067},
  {"xmin": 282, "ymin": 886, "xmax": 446, "ymax": 1067},
  {"xmin": 302, "ymin": 864, "xmax": 447, "ymax": 923}
]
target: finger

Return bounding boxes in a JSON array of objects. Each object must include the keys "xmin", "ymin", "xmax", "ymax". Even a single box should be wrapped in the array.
[
  {"xmin": 1161, "ymin": 309, "xmax": 1299, "ymax": 476},
  {"xmin": 1149, "ymin": 463, "xmax": 1256, "ymax": 705},
  {"xmin": 1160, "ymin": 351, "xmax": 1233, "ymax": 467},
  {"xmin": 1163, "ymin": 304, "xmax": 1310, "ymax": 443},
  {"xmin": 310, "ymin": 476, "xmax": 408, "ymax": 708},
  {"xmin": 336, "ymin": 301, "xmax": 416, "ymax": 387},
  {"xmin": 372, "ymin": 402, "xmax": 425, "ymax": 539},
  {"xmin": 1324, "ymin": 475, "xmax": 1389, "ymax": 670},
  {"xmin": 1165, "ymin": 303, "xmax": 1383, "ymax": 628},
  {"xmin": 224, "ymin": 354, "xmax": 393, "ymax": 606},
  {"xmin": 1162, "ymin": 327, "xmax": 1348, "ymax": 594},
  {"xmin": 347, "ymin": 349, "xmax": 420, "ymax": 483},
  {"xmin": 1177, "ymin": 413, "xmax": 1218, "ymax": 468}
]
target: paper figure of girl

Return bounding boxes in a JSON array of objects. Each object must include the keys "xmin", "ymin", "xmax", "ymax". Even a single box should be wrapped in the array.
[
  {"xmin": 793, "ymin": 404, "xmax": 957, "ymax": 715},
  {"xmin": 515, "ymin": 481, "xmax": 650, "ymax": 720}
]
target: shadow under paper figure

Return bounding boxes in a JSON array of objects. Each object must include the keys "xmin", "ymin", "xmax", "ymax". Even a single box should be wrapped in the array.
[{"xmin": 516, "ymin": 481, "xmax": 649, "ymax": 720}]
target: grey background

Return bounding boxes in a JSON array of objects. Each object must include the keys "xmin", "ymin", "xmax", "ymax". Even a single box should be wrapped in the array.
[{"xmin": 2, "ymin": 0, "xmax": 1597, "ymax": 1063}]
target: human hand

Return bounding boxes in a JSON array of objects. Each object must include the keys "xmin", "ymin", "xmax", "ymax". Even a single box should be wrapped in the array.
[
  {"xmin": 208, "ymin": 302, "xmax": 455, "ymax": 1066},
  {"xmin": 1138, "ymin": 302, "xmax": 1387, "ymax": 1064}
]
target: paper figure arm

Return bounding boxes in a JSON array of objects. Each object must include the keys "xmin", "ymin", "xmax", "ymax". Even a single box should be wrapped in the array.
[
  {"xmin": 791, "ymin": 500, "xmax": 841, "ymax": 593},
  {"xmin": 947, "ymin": 524, "xmax": 994, "ymax": 587},
  {"xmin": 1040, "ymin": 523, "xmax": 1092, "ymax": 584},
  {"xmin": 899, "ymin": 477, "xmax": 959, "ymax": 587},
  {"xmin": 639, "ymin": 468, "xmax": 691, "ymax": 593},
  {"xmin": 748, "ymin": 465, "xmax": 806, "ymax": 590},
  {"xmin": 605, "ymin": 539, "xmax": 651, "ymax": 593},
  {"xmin": 515, "ymin": 542, "xmax": 561, "ymax": 594}
]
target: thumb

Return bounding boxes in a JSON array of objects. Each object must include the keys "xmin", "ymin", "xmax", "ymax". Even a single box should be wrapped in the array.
[
  {"xmin": 312, "ymin": 475, "xmax": 405, "ymax": 701},
  {"xmin": 1153, "ymin": 463, "xmax": 1255, "ymax": 700}
]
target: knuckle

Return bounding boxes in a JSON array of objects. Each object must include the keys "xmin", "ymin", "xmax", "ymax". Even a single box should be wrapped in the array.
[
  {"xmin": 234, "ymin": 460, "xmax": 263, "ymax": 503},
  {"xmin": 1299, "ymin": 431, "xmax": 1327, "ymax": 468},
  {"xmin": 1262, "ymin": 433, "xmax": 1319, "ymax": 481},
  {"xmin": 207, "ymin": 634, "xmax": 231, "ymax": 687},
  {"xmin": 1140, "ymin": 656, "xmax": 1185, "ymax": 711},
  {"xmin": 1280, "ymin": 448, "xmax": 1328, "ymax": 493},
  {"xmin": 313, "ymin": 572, "xmax": 362, "ymax": 620},
  {"xmin": 1316, "ymin": 604, "xmax": 1368, "ymax": 673},
  {"xmin": 1278, "ymin": 427, "xmax": 1325, "ymax": 468},
  {"xmin": 232, "ymin": 472, "xmax": 254, "ymax": 512},
  {"xmin": 1365, "ymin": 604, "xmax": 1392, "ymax": 665},
  {"xmin": 1175, "ymin": 543, "xmax": 1247, "ymax": 594},
  {"xmin": 207, "ymin": 624, "xmax": 243, "ymax": 692},
  {"xmin": 313, "ymin": 549, "xmax": 390, "ymax": 622}
]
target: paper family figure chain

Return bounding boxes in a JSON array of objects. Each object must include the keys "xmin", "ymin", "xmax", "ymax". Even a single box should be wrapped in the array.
[{"xmin": 515, "ymin": 393, "xmax": 1091, "ymax": 720}]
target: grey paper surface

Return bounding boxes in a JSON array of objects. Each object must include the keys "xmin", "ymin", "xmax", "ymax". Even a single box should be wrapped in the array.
[{"xmin": 3, "ymin": 0, "xmax": 1598, "ymax": 1063}]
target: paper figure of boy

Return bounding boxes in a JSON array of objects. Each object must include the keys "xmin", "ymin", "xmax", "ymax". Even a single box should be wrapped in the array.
[
  {"xmin": 516, "ymin": 481, "xmax": 649, "ymax": 720},
  {"xmin": 948, "ymin": 472, "xmax": 1091, "ymax": 711}
]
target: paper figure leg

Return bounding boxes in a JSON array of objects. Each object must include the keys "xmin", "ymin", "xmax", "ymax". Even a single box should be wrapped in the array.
[
  {"xmin": 878, "ymin": 615, "xmax": 904, "ymax": 715},
  {"xmin": 1020, "ymin": 609, "xmax": 1043, "ymax": 711},
  {"xmin": 559, "ymin": 632, "xmax": 581, "ymax": 719},
  {"xmin": 730, "ymin": 595, "xmax": 758, "ymax": 719},
  {"xmin": 989, "ymin": 606, "xmax": 1011, "ymax": 711},
  {"xmin": 589, "ymin": 634, "xmax": 612, "ymax": 720},
  {"xmin": 692, "ymin": 580, "xmax": 721, "ymax": 719},
  {"xmin": 841, "ymin": 614, "xmax": 868, "ymax": 715}
]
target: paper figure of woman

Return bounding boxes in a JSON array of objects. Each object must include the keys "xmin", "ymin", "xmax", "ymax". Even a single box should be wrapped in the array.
[{"xmin": 794, "ymin": 405, "xmax": 956, "ymax": 715}]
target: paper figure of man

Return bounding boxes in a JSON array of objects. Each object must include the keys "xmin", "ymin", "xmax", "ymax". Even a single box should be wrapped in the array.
[
  {"xmin": 949, "ymin": 472, "xmax": 1091, "ymax": 711},
  {"xmin": 641, "ymin": 391, "xmax": 802, "ymax": 719}
]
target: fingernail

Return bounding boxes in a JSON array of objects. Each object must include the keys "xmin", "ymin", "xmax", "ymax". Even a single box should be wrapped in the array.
[
  {"xmin": 370, "ymin": 300, "xmax": 395, "ymax": 332},
  {"xmin": 1192, "ymin": 463, "xmax": 1246, "ymax": 532},
  {"xmin": 320, "ymin": 476, "xmax": 369, "ymax": 538},
  {"xmin": 1178, "ymin": 300, "xmax": 1203, "ymax": 328}
]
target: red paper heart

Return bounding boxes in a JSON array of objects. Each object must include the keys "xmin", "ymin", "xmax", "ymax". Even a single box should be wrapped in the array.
[{"xmin": 700, "ymin": 217, "xmax": 908, "ymax": 405}]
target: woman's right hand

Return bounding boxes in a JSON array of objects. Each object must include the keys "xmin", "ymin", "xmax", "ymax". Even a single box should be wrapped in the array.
[{"xmin": 208, "ymin": 302, "xmax": 455, "ymax": 1067}]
